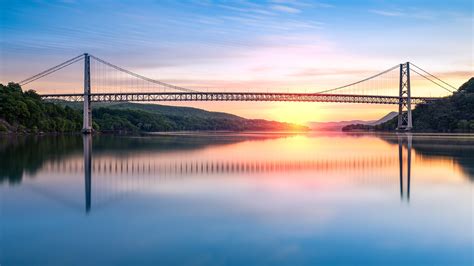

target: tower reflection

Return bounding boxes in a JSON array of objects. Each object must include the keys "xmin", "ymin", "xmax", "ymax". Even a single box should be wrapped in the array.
[
  {"xmin": 83, "ymin": 134, "xmax": 92, "ymax": 213},
  {"xmin": 398, "ymin": 133, "xmax": 412, "ymax": 202}
]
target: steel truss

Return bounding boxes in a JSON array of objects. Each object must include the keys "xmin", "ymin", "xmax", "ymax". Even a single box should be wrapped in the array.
[{"xmin": 40, "ymin": 92, "xmax": 436, "ymax": 105}]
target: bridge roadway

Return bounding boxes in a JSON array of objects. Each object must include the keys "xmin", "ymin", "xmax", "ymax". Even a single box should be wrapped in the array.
[{"xmin": 39, "ymin": 92, "xmax": 440, "ymax": 105}]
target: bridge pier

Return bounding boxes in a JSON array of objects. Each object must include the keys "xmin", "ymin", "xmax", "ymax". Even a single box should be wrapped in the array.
[
  {"xmin": 82, "ymin": 53, "xmax": 92, "ymax": 134},
  {"xmin": 397, "ymin": 62, "xmax": 413, "ymax": 131}
]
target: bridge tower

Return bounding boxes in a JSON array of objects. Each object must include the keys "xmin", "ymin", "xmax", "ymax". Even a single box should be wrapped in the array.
[
  {"xmin": 82, "ymin": 53, "xmax": 92, "ymax": 134},
  {"xmin": 397, "ymin": 62, "xmax": 412, "ymax": 131}
]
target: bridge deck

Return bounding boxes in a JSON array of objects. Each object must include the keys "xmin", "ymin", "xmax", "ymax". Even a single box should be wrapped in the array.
[{"xmin": 39, "ymin": 92, "xmax": 440, "ymax": 105}]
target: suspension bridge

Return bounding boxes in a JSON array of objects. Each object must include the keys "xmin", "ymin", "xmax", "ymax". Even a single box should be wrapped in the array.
[{"xmin": 18, "ymin": 53, "xmax": 456, "ymax": 133}]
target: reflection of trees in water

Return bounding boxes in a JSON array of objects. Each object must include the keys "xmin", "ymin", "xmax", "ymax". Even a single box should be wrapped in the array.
[
  {"xmin": 0, "ymin": 136, "xmax": 82, "ymax": 184},
  {"xmin": 377, "ymin": 134, "xmax": 474, "ymax": 180},
  {"xmin": 2, "ymin": 133, "xmax": 473, "ymax": 185},
  {"xmin": 91, "ymin": 133, "xmax": 295, "ymax": 155},
  {"xmin": 5, "ymin": 133, "xmax": 468, "ymax": 213},
  {"xmin": 415, "ymin": 143, "xmax": 474, "ymax": 179},
  {"xmin": 0, "ymin": 133, "xmax": 292, "ymax": 184}
]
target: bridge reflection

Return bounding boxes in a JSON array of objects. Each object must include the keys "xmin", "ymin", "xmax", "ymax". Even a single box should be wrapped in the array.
[
  {"xmin": 398, "ymin": 134, "xmax": 412, "ymax": 202},
  {"xmin": 84, "ymin": 134, "xmax": 92, "ymax": 213},
  {"xmin": 80, "ymin": 134, "xmax": 412, "ymax": 213}
]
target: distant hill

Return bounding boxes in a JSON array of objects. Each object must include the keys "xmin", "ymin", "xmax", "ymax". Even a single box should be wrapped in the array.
[
  {"xmin": 368, "ymin": 111, "xmax": 398, "ymax": 126},
  {"xmin": 308, "ymin": 111, "xmax": 397, "ymax": 131},
  {"xmin": 88, "ymin": 102, "xmax": 309, "ymax": 132},
  {"xmin": 64, "ymin": 101, "xmax": 242, "ymax": 120},
  {"xmin": 308, "ymin": 120, "xmax": 373, "ymax": 131},
  {"xmin": 107, "ymin": 102, "xmax": 243, "ymax": 120}
]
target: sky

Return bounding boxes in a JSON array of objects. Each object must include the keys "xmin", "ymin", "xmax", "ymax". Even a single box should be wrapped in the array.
[{"xmin": 0, "ymin": 0, "xmax": 473, "ymax": 123}]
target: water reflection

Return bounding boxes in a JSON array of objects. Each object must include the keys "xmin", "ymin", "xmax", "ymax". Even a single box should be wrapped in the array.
[
  {"xmin": 78, "ymin": 134, "xmax": 415, "ymax": 213},
  {"xmin": 84, "ymin": 134, "xmax": 92, "ymax": 213},
  {"xmin": 1, "ymin": 133, "xmax": 473, "ymax": 265},
  {"xmin": 0, "ymin": 135, "xmax": 83, "ymax": 184},
  {"xmin": 2, "ymin": 132, "xmax": 472, "ymax": 214},
  {"xmin": 398, "ymin": 133, "xmax": 412, "ymax": 202}
]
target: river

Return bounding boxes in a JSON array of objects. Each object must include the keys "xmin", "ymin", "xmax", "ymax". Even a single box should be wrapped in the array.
[{"xmin": 1, "ymin": 132, "xmax": 473, "ymax": 265}]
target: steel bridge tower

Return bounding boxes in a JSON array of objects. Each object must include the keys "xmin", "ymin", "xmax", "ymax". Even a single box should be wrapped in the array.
[
  {"xmin": 397, "ymin": 62, "xmax": 412, "ymax": 131},
  {"xmin": 82, "ymin": 53, "xmax": 92, "ymax": 134}
]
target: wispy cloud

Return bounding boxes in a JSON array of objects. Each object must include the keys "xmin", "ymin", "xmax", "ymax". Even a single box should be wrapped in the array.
[
  {"xmin": 269, "ymin": 0, "xmax": 333, "ymax": 8},
  {"xmin": 369, "ymin": 9, "xmax": 405, "ymax": 17},
  {"xmin": 369, "ymin": 7, "xmax": 440, "ymax": 20},
  {"xmin": 218, "ymin": 4, "xmax": 275, "ymax": 16},
  {"xmin": 270, "ymin": 5, "xmax": 301, "ymax": 14},
  {"xmin": 369, "ymin": 8, "xmax": 436, "ymax": 19}
]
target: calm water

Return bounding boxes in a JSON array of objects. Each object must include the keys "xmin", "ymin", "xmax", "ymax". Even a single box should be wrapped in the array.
[{"xmin": 1, "ymin": 132, "xmax": 473, "ymax": 265}]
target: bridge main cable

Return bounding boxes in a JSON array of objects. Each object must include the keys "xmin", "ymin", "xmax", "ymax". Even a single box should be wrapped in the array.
[
  {"xmin": 19, "ymin": 54, "xmax": 85, "ymax": 86},
  {"xmin": 89, "ymin": 55, "xmax": 197, "ymax": 93},
  {"xmin": 315, "ymin": 64, "xmax": 400, "ymax": 94},
  {"xmin": 410, "ymin": 63, "xmax": 456, "ymax": 93}
]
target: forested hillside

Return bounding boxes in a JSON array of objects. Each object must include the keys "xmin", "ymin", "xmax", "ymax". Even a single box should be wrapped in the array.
[
  {"xmin": 0, "ymin": 83, "xmax": 308, "ymax": 133},
  {"xmin": 91, "ymin": 103, "xmax": 308, "ymax": 132},
  {"xmin": 0, "ymin": 83, "xmax": 82, "ymax": 133}
]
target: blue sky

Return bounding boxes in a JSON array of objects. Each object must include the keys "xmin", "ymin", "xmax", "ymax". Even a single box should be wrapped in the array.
[{"xmin": 0, "ymin": 0, "xmax": 472, "ymax": 122}]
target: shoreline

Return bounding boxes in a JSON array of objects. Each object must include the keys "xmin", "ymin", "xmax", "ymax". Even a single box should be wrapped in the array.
[{"xmin": 2, "ymin": 130, "xmax": 474, "ymax": 138}]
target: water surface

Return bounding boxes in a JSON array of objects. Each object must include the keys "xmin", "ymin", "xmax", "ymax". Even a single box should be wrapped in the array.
[{"xmin": 1, "ymin": 132, "xmax": 473, "ymax": 265}]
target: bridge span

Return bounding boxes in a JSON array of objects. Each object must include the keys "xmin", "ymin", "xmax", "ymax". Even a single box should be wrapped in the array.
[{"xmin": 40, "ymin": 91, "xmax": 437, "ymax": 105}]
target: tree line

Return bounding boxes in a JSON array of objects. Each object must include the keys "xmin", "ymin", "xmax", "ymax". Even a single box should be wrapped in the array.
[{"xmin": 0, "ymin": 83, "xmax": 82, "ymax": 133}]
